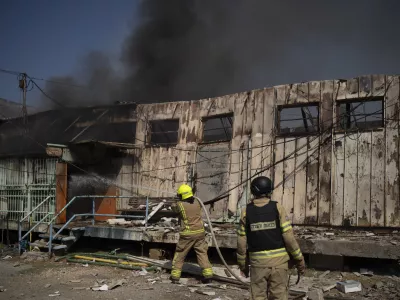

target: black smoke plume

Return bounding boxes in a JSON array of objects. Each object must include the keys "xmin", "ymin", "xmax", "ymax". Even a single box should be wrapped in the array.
[{"xmin": 42, "ymin": 0, "xmax": 400, "ymax": 108}]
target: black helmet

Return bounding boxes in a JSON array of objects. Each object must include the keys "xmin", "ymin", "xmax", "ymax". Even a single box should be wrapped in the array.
[{"xmin": 250, "ymin": 176, "xmax": 273, "ymax": 197}]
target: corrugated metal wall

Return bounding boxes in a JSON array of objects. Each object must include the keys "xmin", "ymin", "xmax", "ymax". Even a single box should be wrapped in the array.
[{"xmin": 116, "ymin": 74, "xmax": 400, "ymax": 227}]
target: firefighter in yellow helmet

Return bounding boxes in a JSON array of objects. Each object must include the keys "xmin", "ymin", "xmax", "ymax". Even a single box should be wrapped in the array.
[
  {"xmin": 237, "ymin": 176, "xmax": 306, "ymax": 300},
  {"xmin": 170, "ymin": 184, "xmax": 213, "ymax": 283}
]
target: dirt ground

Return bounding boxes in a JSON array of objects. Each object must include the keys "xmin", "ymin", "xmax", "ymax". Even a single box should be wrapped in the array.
[
  {"xmin": 1, "ymin": 248, "xmax": 400, "ymax": 300},
  {"xmin": 0, "ymin": 256, "xmax": 246, "ymax": 300}
]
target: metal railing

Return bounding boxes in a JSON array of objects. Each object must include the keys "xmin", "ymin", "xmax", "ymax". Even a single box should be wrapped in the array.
[
  {"xmin": 46, "ymin": 195, "xmax": 155, "ymax": 254},
  {"xmin": 18, "ymin": 195, "xmax": 54, "ymax": 253},
  {"xmin": 18, "ymin": 195, "xmax": 155, "ymax": 255}
]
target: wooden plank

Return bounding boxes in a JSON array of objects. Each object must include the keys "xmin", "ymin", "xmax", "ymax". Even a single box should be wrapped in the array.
[
  {"xmin": 139, "ymin": 149, "xmax": 152, "ymax": 196},
  {"xmin": 251, "ymin": 90, "xmax": 264, "ymax": 176},
  {"xmin": 305, "ymin": 136, "xmax": 319, "ymax": 224},
  {"xmin": 227, "ymin": 94, "xmax": 247, "ymax": 214},
  {"xmin": 336, "ymin": 78, "xmax": 359, "ymax": 101},
  {"xmin": 331, "ymin": 133, "xmax": 345, "ymax": 226},
  {"xmin": 297, "ymin": 82, "xmax": 309, "ymax": 104},
  {"xmin": 272, "ymin": 85, "xmax": 287, "ymax": 206},
  {"xmin": 370, "ymin": 131, "xmax": 384, "ymax": 226},
  {"xmin": 293, "ymin": 138, "xmax": 307, "ymax": 224},
  {"xmin": 343, "ymin": 134, "xmax": 358, "ymax": 226},
  {"xmin": 359, "ymin": 75, "xmax": 372, "ymax": 98},
  {"xmin": 55, "ymin": 162, "xmax": 67, "ymax": 224},
  {"xmin": 287, "ymin": 83, "xmax": 298, "ymax": 105},
  {"xmin": 318, "ymin": 80, "xmax": 333, "ymax": 225},
  {"xmin": 356, "ymin": 132, "xmax": 372, "ymax": 226},
  {"xmin": 385, "ymin": 75, "xmax": 400, "ymax": 226},
  {"xmin": 272, "ymin": 139, "xmax": 285, "ymax": 206},
  {"xmin": 372, "ymin": 75, "xmax": 386, "ymax": 97},
  {"xmin": 282, "ymin": 138, "xmax": 295, "ymax": 221},
  {"xmin": 261, "ymin": 88, "xmax": 275, "ymax": 179},
  {"xmin": 309, "ymin": 81, "xmax": 321, "ymax": 103}
]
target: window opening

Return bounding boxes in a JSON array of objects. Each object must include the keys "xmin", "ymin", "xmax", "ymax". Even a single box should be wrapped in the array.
[
  {"xmin": 278, "ymin": 105, "xmax": 319, "ymax": 135},
  {"xmin": 202, "ymin": 114, "xmax": 233, "ymax": 143},
  {"xmin": 337, "ymin": 98, "xmax": 383, "ymax": 131},
  {"xmin": 149, "ymin": 119, "xmax": 179, "ymax": 145}
]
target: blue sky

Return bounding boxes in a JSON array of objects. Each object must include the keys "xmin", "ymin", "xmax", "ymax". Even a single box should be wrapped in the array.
[{"xmin": 0, "ymin": 0, "xmax": 138, "ymax": 107}]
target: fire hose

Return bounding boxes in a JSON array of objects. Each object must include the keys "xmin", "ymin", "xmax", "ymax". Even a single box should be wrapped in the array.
[
  {"xmin": 194, "ymin": 196, "xmax": 249, "ymax": 286},
  {"xmin": 194, "ymin": 196, "xmax": 301, "ymax": 288}
]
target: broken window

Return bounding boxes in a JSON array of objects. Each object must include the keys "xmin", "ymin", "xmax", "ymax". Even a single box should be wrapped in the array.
[
  {"xmin": 149, "ymin": 119, "xmax": 179, "ymax": 145},
  {"xmin": 202, "ymin": 114, "xmax": 234, "ymax": 143},
  {"xmin": 278, "ymin": 105, "xmax": 319, "ymax": 135},
  {"xmin": 337, "ymin": 98, "xmax": 383, "ymax": 131}
]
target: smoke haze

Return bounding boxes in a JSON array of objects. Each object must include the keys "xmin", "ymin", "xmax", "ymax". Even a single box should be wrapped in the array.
[{"xmin": 42, "ymin": 0, "xmax": 400, "ymax": 108}]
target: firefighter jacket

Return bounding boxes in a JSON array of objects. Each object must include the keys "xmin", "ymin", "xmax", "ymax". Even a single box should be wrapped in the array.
[
  {"xmin": 172, "ymin": 198, "xmax": 205, "ymax": 236},
  {"xmin": 236, "ymin": 197, "xmax": 303, "ymax": 269}
]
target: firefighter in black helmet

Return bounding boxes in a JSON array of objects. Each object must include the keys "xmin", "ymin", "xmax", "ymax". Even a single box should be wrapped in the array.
[{"xmin": 237, "ymin": 176, "xmax": 306, "ymax": 300}]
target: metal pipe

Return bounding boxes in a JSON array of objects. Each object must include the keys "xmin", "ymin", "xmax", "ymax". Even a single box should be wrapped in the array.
[
  {"xmin": 92, "ymin": 198, "xmax": 95, "ymax": 226},
  {"xmin": 51, "ymin": 215, "xmax": 77, "ymax": 243},
  {"xmin": 48, "ymin": 196, "xmax": 142, "ymax": 225},
  {"xmin": 19, "ymin": 196, "xmax": 51, "ymax": 222},
  {"xmin": 20, "ymin": 213, "xmax": 51, "ymax": 240},
  {"xmin": 18, "ymin": 222, "xmax": 21, "ymax": 254},
  {"xmin": 145, "ymin": 196, "xmax": 149, "ymax": 230},
  {"xmin": 48, "ymin": 223, "xmax": 53, "ymax": 257},
  {"xmin": 73, "ymin": 213, "xmax": 144, "ymax": 218},
  {"xmin": 51, "ymin": 213, "xmax": 144, "ymax": 241}
]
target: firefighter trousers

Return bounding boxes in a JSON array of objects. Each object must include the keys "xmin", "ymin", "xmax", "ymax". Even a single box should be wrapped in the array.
[
  {"xmin": 171, "ymin": 233, "xmax": 213, "ymax": 280},
  {"xmin": 250, "ymin": 262, "xmax": 289, "ymax": 300}
]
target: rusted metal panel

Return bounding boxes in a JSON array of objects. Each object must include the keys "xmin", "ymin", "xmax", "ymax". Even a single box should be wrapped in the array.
[
  {"xmin": 357, "ymin": 132, "xmax": 372, "ymax": 226},
  {"xmin": 56, "ymin": 162, "xmax": 67, "ymax": 224},
  {"xmin": 318, "ymin": 80, "xmax": 333, "ymax": 225},
  {"xmin": 195, "ymin": 143, "xmax": 230, "ymax": 220},
  {"xmin": 293, "ymin": 138, "xmax": 307, "ymax": 224},
  {"xmin": 306, "ymin": 136, "xmax": 319, "ymax": 224},
  {"xmin": 343, "ymin": 134, "xmax": 358, "ymax": 226},
  {"xmin": 370, "ymin": 131, "xmax": 385, "ymax": 226},
  {"xmin": 332, "ymin": 134, "xmax": 345, "ymax": 226},
  {"xmin": 94, "ymin": 185, "xmax": 117, "ymax": 221},
  {"xmin": 385, "ymin": 76, "xmax": 400, "ymax": 226}
]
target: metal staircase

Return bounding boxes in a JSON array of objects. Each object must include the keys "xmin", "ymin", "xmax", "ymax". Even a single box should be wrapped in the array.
[{"xmin": 30, "ymin": 225, "xmax": 85, "ymax": 253}]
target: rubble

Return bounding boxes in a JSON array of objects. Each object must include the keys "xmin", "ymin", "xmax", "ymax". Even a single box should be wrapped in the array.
[
  {"xmin": 196, "ymin": 290, "xmax": 216, "ymax": 296},
  {"xmin": 106, "ymin": 218, "xmax": 132, "ymax": 225},
  {"xmin": 307, "ymin": 289, "xmax": 324, "ymax": 300},
  {"xmin": 336, "ymin": 280, "xmax": 362, "ymax": 293},
  {"xmin": 360, "ymin": 268, "xmax": 374, "ymax": 276}
]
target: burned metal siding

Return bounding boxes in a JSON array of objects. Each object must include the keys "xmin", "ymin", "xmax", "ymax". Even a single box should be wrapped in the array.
[{"xmin": 116, "ymin": 74, "xmax": 400, "ymax": 227}]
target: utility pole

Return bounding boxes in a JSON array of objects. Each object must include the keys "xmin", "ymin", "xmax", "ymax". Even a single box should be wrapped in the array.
[{"xmin": 19, "ymin": 73, "xmax": 28, "ymax": 131}]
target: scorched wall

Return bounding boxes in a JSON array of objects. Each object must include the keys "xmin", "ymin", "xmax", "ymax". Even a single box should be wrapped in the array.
[{"xmin": 116, "ymin": 74, "xmax": 400, "ymax": 227}]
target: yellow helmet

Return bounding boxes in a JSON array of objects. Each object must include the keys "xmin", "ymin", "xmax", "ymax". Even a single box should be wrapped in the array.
[{"xmin": 177, "ymin": 184, "xmax": 194, "ymax": 200}]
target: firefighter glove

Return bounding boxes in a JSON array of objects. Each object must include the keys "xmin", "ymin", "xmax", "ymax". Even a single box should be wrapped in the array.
[{"xmin": 295, "ymin": 257, "xmax": 306, "ymax": 276}]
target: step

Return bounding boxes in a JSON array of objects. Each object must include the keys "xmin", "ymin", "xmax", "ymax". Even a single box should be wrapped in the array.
[
  {"xmin": 30, "ymin": 242, "xmax": 67, "ymax": 250},
  {"xmin": 39, "ymin": 234, "xmax": 76, "ymax": 242}
]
